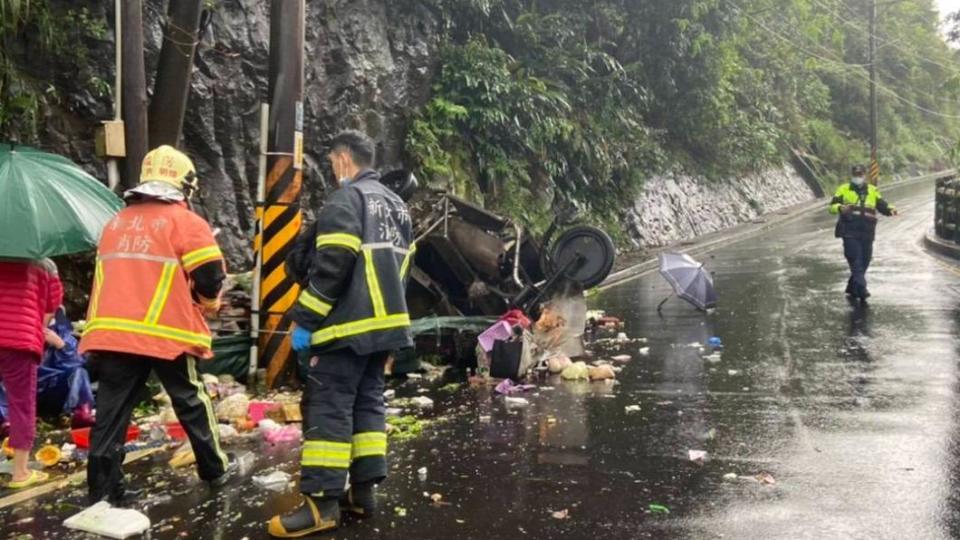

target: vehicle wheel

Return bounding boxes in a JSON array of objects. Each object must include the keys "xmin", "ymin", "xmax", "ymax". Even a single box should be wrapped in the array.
[
  {"xmin": 548, "ymin": 226, "xmax": 616, "ymax": 289},
  {"xmin": 379, "ymin": 170, "xmax": 419, "ymax": 201}
]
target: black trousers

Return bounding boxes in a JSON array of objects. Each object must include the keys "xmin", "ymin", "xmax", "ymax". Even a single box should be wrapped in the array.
[
  {"xmin": 87, "ymin": 353, "xmax": 228, "ymax": 500},
  {"xmin": 300, "ymin": 349, "xmax": 389, "ymax": 497},
  {"xmin": 843, "ymin": 237, "xmax": 874, "ymax": 298}
]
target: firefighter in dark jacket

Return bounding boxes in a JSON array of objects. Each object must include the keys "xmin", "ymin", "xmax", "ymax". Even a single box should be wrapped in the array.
[
  {"xmin": 269, "ymin": 131, "xmax": 414, "ymax": 537},
  {"xmin": 829, "ymin": 164, "xmax": 899, "ymax": 302}
]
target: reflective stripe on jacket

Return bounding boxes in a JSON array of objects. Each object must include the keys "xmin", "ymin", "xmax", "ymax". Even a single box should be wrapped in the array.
[
  {"xmin": 829, "ymin": 183, "xmax": 895, "ymax": 240},
  {"xmin": 290, "ymin": 172, "xmax": 414, "ymax": 355},
  {"xmin": 79, "ymin": 201, "xmax": 224, "ymax": 360}
]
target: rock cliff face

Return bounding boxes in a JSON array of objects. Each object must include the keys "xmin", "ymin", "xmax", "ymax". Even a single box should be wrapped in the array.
[
  {"xmin": 19, "ymin": 0, "xmax": 441, "ymax": 270},
  {"xmin": 16, "ymin": 1, "xmax": 816, "ymax": 274},
  {"xmin": 622, "ymin": 165, "xmax": 818, "ymax": 249},
  {"xmin": 177, "ymin": 0, "xmax": 440, "ymax": 269}
]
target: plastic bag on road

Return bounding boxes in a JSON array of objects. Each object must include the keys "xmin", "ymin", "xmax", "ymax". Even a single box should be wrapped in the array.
[
  {"xmin": 495, "ymin": 379, "xmax": 536, "ymax": 395},
  {"xmin": 218, "ymin": 424, "xmax": 239, "ymax": 441},
  {"xmin": 216, "ymin": 393, "xmax": 250, "ymax": 422},
  {"xmin": 236, "ymin": 451, "xmax": 256, "ymax": 475},
  {"xmin": 168, "ymin": 444, "xmax": 195, "ymax": 468},
  {"xmin": 264, "ymin": 425, "xmax": 301, "ymax": 443},
  {"xmin": 411, "ymin": 396, "xmax": 434, "ymax": 409},
  {"xmin": 258, "ymin": 419, "xmax": 301, "ymax": 443},
  {"xmin": 504, "ymin": 396, "xmax": 530, "ymax": 408},
  {"xmin": 64, "ymin": 502, "xmax": 151, "ymax": 539},
  {"xmin": 253, "ymin": 470, "xmax": 292, "ymax": 491},
  {"xmin": 547, "ymin": 355, "xmax": 572, "ymax": 374},
  {"xmin": 560, "ymin": 362, "xmax": 589, "ymax": 380},
  {"xmin": 588, "ymin": 365, "xmax": 616, "ymax": 380}
]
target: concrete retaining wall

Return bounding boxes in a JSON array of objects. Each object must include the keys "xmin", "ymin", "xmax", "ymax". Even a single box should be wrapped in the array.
[{"xmin": 623, "ymin": 165, "xmax": 818, "ymax": 249}]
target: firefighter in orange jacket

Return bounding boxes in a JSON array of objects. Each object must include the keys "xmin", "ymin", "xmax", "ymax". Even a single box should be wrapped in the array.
[{"xmin": 80, "ymin": 146, "xmax": 233, "ymax": 504}]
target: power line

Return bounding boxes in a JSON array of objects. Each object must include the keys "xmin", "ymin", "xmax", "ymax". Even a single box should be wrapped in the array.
[
  {"xmin": 875, "ymin": 73, "xmax": 959, "ymax": 107},
  {"xmin": 807, "ymin": 0, "xmax": 960, "ymax": 75},
  {"xmin": 877, "ymin": 84, "xmax": 960, "ymax": 118},
  {"xmin": 726, "ymin": 0, "xmax": 960, "ymax": 119},
  {"xmin": 776, "ymin": 3, "xmax": 959, "ymax": 106},
  {"xmin": 760, "ymin": 0, "xmax": 958, "ymax": 106},
  {"xmin": 729, "ymin": 2, "xmax": 865, "ymax": 68}
]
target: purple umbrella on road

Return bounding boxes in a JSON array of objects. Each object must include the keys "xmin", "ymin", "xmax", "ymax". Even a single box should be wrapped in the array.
[{"xmin": 657, "ymin": 252, "xmax": 717, "ymax": 312}]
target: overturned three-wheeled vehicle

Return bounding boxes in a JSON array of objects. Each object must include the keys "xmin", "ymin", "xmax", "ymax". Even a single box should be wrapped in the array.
[
  {"xmin": 380, "ymin": 171, "xmax": 617, "ymax": 374},
  {"xmin": 380, "ymin": 171, "xmax": 617, "ymax": 319}
]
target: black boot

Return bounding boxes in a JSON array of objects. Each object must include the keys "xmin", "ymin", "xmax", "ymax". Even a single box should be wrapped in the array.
[
  {"xmin": 268, "ymin": 496, "xmax": 340, "ymax": 538},
  {"xmin": 87, "ymin": 468, "xmax": 142, "ymax": 507},
  {"xmin": 340, "ymin": 482, "xmax": 377, "ymax": 518},
  {"xmin": 107, "ymin": 485, "xmax": 143, "ymax": 507},
  {"xmin": 208, "ymin": 453, "xmax": 239, "ymax": 488},
  {"xmin": 87, "ymin": 484, "xmax": 143, "ymax": 507},
  {"xmin": 87, "ymin": 443, "xmax": 126, "ymax": 505}
]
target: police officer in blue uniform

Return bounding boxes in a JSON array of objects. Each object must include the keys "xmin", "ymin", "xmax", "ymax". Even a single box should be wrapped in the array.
[{"xmin": 269, "ymin": 131, "xmax": 414, "ymax": 537}]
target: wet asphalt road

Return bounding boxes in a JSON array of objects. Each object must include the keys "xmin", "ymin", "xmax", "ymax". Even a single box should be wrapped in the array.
[{"xmin": 4, "ymin": 178, "xmax": 960, "ymax": 539}]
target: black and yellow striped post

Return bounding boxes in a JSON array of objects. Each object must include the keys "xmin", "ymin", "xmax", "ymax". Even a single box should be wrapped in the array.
[
  {"xmin": 259, "ymin": 0, "xmax": 305, "ymax": 389},
  {"xmin": 869, "ymin": 150, "xmax": 880, "ymax": 186}
]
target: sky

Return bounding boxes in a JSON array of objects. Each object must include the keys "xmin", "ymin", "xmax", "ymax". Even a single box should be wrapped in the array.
[
  {"xmin": 939, "ymin": 0, "xmax": 960, "ymax": 18},
  {"xmin": 937, "ymin": 0, "xmax": 960, "ymax": 44}
]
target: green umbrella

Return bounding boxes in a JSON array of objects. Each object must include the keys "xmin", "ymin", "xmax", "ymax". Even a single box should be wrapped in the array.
[{"xmin": 0, "ymin": 144, "xmax": 123, "ymax": 259}]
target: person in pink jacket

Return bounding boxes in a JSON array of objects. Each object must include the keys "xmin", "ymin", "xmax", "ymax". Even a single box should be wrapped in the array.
[{"xmin": 0, "ymin": 258, "xmax": 63, "ymax": 488}]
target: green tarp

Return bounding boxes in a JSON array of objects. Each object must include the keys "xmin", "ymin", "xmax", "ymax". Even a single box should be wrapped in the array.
[
  {"xmin": 198, "ymin": 335, "xmax": 252, "ymax": 382},
  {"xmin": 409, "ymin": 316, "xmax": 495, "ymax": 336},
  {"xmin": 203, "ymin": 318, "xmax": 495, "ymax": 382}
]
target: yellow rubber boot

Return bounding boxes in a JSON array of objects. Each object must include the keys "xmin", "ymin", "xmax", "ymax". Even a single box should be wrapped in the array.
[{"xmin": 268, "ymin": 496, "xmax": 340, "ymax": 538}]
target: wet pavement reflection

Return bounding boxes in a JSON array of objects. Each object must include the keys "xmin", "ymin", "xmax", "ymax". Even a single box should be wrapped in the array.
[{"xmin": 4, "ymin": 179, "xmax": 960, "ymax": 539}]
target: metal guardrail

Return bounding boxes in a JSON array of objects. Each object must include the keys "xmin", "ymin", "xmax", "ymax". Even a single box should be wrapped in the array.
[{"xmin": 934, "ymin": 172, "xmax": 960, "ymax": 242}]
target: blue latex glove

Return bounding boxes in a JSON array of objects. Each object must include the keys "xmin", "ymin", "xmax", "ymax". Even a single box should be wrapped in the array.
[{"xmin": 291, "ymin": 326, "xmax": 312, "ymax": 351}]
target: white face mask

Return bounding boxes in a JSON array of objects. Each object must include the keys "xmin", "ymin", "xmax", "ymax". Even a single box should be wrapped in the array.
[{"xmin": 852, "ymin": 176, "xmax": 866, "ymax": 186}]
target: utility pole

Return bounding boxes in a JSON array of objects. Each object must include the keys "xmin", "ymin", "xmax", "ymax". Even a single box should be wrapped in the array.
[
  {"xmin": 869, "ymin": 0, "xmax": 880, "ymax": 186},
  {"xmin": 259, "ymin": 0, "xmax": 305, "ymax": 388},
  {"xmin": 149, "ymin": 0, "xmax": 204, "ymax": 149},
  {"xmin": 102, "ymin": 0, "xmax": 123, "ymax": 190},
  {"xmin": 120, "ymin": 0, "xmax": 148, "ymax": 189}
]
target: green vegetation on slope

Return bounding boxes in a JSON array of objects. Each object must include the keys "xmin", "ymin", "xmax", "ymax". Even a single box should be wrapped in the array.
[
  {"xmin": 2, "ymin": 0, "xmax": 957, "ymax": 244},
  {"xmin": 405, "ymin": 0, "xmax": 960, "ymax": 235},
  {"xmin": 0, "ymin": 0, "xmax": 108, "ymax": 140}
]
